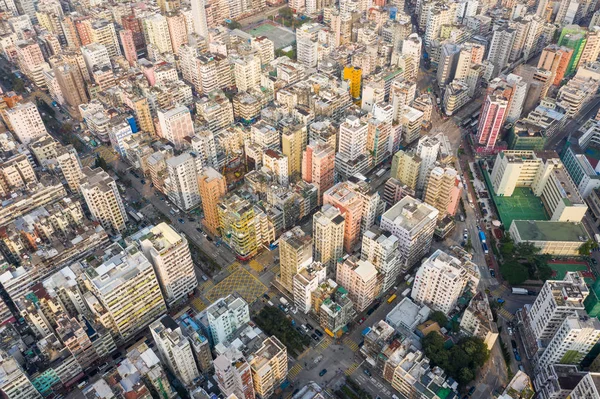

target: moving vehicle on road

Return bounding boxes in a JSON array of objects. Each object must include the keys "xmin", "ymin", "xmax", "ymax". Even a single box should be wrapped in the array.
[
  {"xmin": 319, "ymin": 369, "xmax": 327, "ymax": 376},
  {"xmin": 363, "ymin": 369, "xmax": 371, "ymax": 376},
  {"xmin": 387, "ymin": 294, "xmax": 397, "ymax": 303}
]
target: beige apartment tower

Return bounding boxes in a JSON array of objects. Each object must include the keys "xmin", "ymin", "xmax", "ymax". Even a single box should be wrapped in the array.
[
  {"xmin": 313, "ymin": 204, "xmax": 346, "ymax": 275},
  {"xmin": 198, "ymin": 167, "xmax": 227, "ymax": 237},
  {"xmin": 80, "ymin": 167, "xmax": 128, "ymax": 233},
  {"xmin": 279, "ymin": 227, "xmax": 313, "ymax": 293}
]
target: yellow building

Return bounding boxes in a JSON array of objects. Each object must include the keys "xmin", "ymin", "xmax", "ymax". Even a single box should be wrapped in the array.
[
  {"xmin": 391, "ymin": 150, "xmax": 421, "ymax": 190},
  {"xmin": 249, "ymin": 337, "xmax": 287, "ymax": 399},
  {"xmin": 343, "ymin": 66, "xmax": 362, "ymax": 100}
]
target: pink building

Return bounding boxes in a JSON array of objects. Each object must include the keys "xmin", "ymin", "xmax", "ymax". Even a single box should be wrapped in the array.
[
  {"xmin": 476, "ymin": 90, "xmax": 509, "ymax": 149},
  {"xmin": 323, "ymin": 183, "xmax": 364, "ymax": 253},
  {"xmin": 120, "ymin": 30, "xmax": 137, "ymax": 66},
  {"xmin": 302, "ymin": 141, "xmax": 335, "ymax": 205},
  {"xmin": 166, "ymin": 13, "xmax": 188, "ymax": 54}
]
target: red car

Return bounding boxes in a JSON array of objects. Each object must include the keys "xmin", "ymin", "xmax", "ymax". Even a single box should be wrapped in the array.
[{"xmin": 358, "ymin": 317, "xmax": 366, "ymax": 325}]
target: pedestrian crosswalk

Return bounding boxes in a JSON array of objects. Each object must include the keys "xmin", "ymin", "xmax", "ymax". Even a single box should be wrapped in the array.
[
  {"xmin": 491, "ymin": 285, "xmax": 509, "ymax": 297},
  {"xmin": 343, "ymin": 337, "xmax": 359, "ymax": 352},
  {"xmin": 345, "ymin": 362, "xmax": 359, "ymax": 376},
  {"xmin": 316, "ymin": 337, "xmax": 332, "ymax": 352},
  {"xmin": 284, "ymin": 392, "xmax": 293, "ymax": 399},
  {"xmin": 324, "ymin": 388, "xmax": 334, "ymax": 397},
  {"xmin": 200, "ymin": 280, "xmax": 214, "ymax": 292},
  {"xmin": 288, "ymin": 363, "xmax": 303, "ymax": 380},
  {"xmin": 498, "ymin": 307, "xmax": 515, "ymax": 321},
  {"xmin": 191, "ymin": 297, "xmax": 207, "ymax": 312}
]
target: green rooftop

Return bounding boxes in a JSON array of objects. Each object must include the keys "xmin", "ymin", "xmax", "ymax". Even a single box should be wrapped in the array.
[{"xmin": 511, "ymin": 220, "xmax": 589, "ymax": 242}]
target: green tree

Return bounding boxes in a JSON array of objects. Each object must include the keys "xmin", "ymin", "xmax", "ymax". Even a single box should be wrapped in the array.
[
  {"xmin": 500, "ymin": 260, "xmax": 529, "ymax": 285},
  {"xmin": 579, "ymin": 239, "xmax": 599, "ymax": 255},
  {"xmin": 279, "ymin": 6, "xmax": 293, "ymax": 19},
  {"xmin": 11, "ymin": 77, "xmax": 25, "ymax": 93},
  {"xmin": 227, "ymin": 20, "xmax": 242, "ymax": 29},
  {"xmin": 457, "ymin": 368, "xmax": 475, "ymax": 386},
  {"xmin": 94, "ymin": 155, "xmax": 109, "ymax": 171},
  {"xmin": 464, "ymin": 237, "xmax": 473, "ymax": 251},
  {"xmin": 429, "ymin": 311, "xmax": 448, "ymax": 327}
]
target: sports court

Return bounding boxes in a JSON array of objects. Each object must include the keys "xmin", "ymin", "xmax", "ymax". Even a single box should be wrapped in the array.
[
  {"xmin": 483, "ymin": 170, "xmax": 548, "ymax": 227},
  {"xmin": 244, "ymin": 22, "xmax": 296, "ymax": 49},
  {"xmin": 205, "ymin": 264, "xmax": 268, "ymax": 304},
  {"xmin": 549, "ymin": 262, "xmax": 594, "ymax": 283}
]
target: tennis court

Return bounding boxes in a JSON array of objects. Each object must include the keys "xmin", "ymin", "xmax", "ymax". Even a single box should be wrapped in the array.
[{"xmin": 482, "ymin": 170, "xmax": 548, "ymax": 227}]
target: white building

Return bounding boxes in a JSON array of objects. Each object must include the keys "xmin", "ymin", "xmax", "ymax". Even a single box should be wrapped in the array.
[
  {"xmin": 140, "ymin": 223, "xmax": 198, "ymax": 306},
  {"xmin": 535, "ymin": 312, "xmax": 600, "ymax": 373},
  {"xmin": 4, "ymin": 101, "xmax": 47, "ymax": 144},
  {"xmin": 411, "ymin": 249, "xmax": 480, "ymax": 315},
  {"xmin": 165, "ymin": 153, "xmax": 201, "ymax": 211},
  {"xmin": 80, "ymin": 167, "xmax": 128, "ymax": 233},
  {"xmin": 335, "ymin": 115, "xmax": 369, "ymax": 179},
  {"xmin": 312, "ymin": 204, "xmax": 345, "ymax": 273},
  {"xmin": 206, "ymin": 295, "xmax": 250, "ymax": 345},
  {"xmin": 108, "ymin": 119, "xmax": 133, "ymax": 157},
  {"xmin": 336, "ymin": 256, "xmax": 379, "ymax": 313},
  {"xmin": 416, "ymin": 136, "xmax": 441, "ymax": 191},
  {"xmin": 293, "ymin": 262, "xmax": 327, "ymax": 313},
  {"xmin": 360, "ymin": 227, "xmax": 401, "ymax": 293},
  {"xmin": 380, "ymin": 196, "xmax": 438, "ymax": 270},
  {"xmin": 521, "ymin": 273, "xmax": 589, "ymax": 359},
  {"xmin": 0, "ymin": 352, "xmax": 40, "ymax": 399},
  {"xmin": 150, "ymin": 315, "xmax": 200, "ymax": 386}
]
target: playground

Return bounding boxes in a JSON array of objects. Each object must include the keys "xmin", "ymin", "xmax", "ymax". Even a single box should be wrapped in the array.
[
  {"xmin": 244, "ymin": 21, "xmax": 296, "ymax": 49},
  {"xmin": 482, "ymin": 170, "xmax": 548, "ymax": 227}
]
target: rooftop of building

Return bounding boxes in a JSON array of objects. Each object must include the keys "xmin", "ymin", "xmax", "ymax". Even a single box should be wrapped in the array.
[
  {"xmin": 511, "ymin": 220, "xmax": 588, "ymax": 242},
  {"xmin": 381, "ymin": 196, "xmax": 439, "ymax": 231},
  {"xmin": 138, "ymin": 223, "xmax": 183, "ymax": 253}
]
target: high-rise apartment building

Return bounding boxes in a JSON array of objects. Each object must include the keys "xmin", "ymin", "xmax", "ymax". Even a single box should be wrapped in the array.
[
  {"xmin": 206, "ymin": 295, "xmax": 250, "ymax": 345},
  {"xmin": 56, "ymin": 144, "xmax": 83, "ymax": 193},
  {"xmin": 150, "ymin": 315, "xmax": 200, "ymax": 386},
  {"xmin": 293, "ymin": 262, "xmax": 327, "ymax": 313},
  {"xmin": 53, "ymin": 62, "xmax": 88, "ymax": 108},
  {"xmin": 302, "ymin": 140, "xmax": 335, "ymax": 205},
  {"xmin": 423, "ymin": 166, "xmax": 460, "ymax": 219},
  {"xmin": 198, "ymin": 167, "xmax": 227, "ymax": 237},
  {"xmin": 411, "ymin": 249, "xmax": 480, "ymax": 315},
  {"xmin": 361, "ymin": 227, "xmax": 401, "ymax": 293},
  {"xmin": 279, "ymin": 227, "xmax": 313, "ymax": 293},
  {"xmin": 336, "ymin": 256, "xmax": 379, "ymax": 312},
  {"xmin": 476, "ymin": 89, "xmax": 509, "ymax": 149},
  {"xmin": 416, "ymin": 136, "xmax": 441, "ymax": 191},
  {"xmin": 190, "ymin": 0, "xmax": 209, "ymax": 37},
  {"xmin": 158, "ymin": 106, "xmax": 195, "ymax": 149},
  {"xmin": 336, "ymin": 115, "xmax": 369, "ymax": 179},
  {"xmin": 521, "ymin": 273, "xmax": 589, "ymax": 359},
  {"xmin": 214, "ymin": 346, "xmax": 255, "ymax": 399},
  {"xmin": 140, "ymin": 223, "xmax": 198, "ymax": 306},
  {"xmin": 143, "ymin": 13, "xmax": 173, "ymax": 54},
  {"xmin": 535, "ymin": 311, "xmax": 600, "ymax": 373},
  {"xmin": 249, "ymin": 337, "xmax": 288, "ymax": 399},
  {"xmin": 380, "ymin": 196, "xmax": 439, "ymax": 270},
  {"xmin": 538, "ymin": 45, "xmax": 573, "ymax": 86},
  {"xmin": 487, "ymin": 28, "xmax": 516, "ymax": 76},
  {"xmin": 80, "ymin": 166, "xmax": 128, "ymax": 233},
  {"xmin": 4, "ymin": 101, "xmax": 47, "ymax": 144},
  {"xmin": 84, "ymin": 243, "xmax": 167, "ymax": 341},
  {"xmin": 391, "ymin": 150, "xmax": 421, "ymax": 190},
  {"xmin": 313, "ymin": 204, "xmax": 345, "ymax": 274},
  {"xmin": 0, "ymin": 352, "xmax": 41, "ymax": 398},
  {"xmin": 281, "ymin": 124, "xmax": 307, "ymax": 183},
  {"xmin": 86, "ymin": 19, "xmax": 121, "ymax": 58},
  {"xmin": 165, "ymin": 153, "xmax": 201, "ymax": 211}
]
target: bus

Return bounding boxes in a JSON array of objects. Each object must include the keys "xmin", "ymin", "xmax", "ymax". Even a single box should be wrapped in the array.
[{"xmin": 387, "ymin": 294, "xmax": 397, "ymax": 303}]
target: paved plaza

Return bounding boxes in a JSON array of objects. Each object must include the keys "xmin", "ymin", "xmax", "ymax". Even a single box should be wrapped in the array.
[{"xmin": 205, "ymin": 264, "xmax": 268, "ymax": 304}]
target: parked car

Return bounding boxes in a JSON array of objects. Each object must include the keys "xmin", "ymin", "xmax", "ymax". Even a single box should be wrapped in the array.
[
  {"xmin": 262, "ymin": 294, "xmax": 270, "ymax": 300},
  {"xmin": 511, "ymin": 340, "xmax": 517, "ymax": 349},
  {"xmin": 296, "ymin": 326, "xmax": 304, "ymax": 335},
  {"xmin": 201, "ymin": 275, "xmax": 208, "ymax": 281},
  {"xmin": 178, "ymin": 218, "xmax": 185, "ymax": 224},
  {"xmin": 468, "ymin": 386, "xmax": 476, "ymax": 396},
  {"xmin": 315, "ymin": 329, "xmax": 323, "ymax": 337},
  {"xmin": 311, "ymin": 334, "xmax": 319, "ymax": 341},
  {"xmin": 319, "ymin": 369, "xmax": 327, "ymax": 377},
  {"xmin": 358, "ymin": 317, "xmax": 366, "ymax": 325},
  {"xmin": 306, "ymin": 324, "xmax": 314, "ymax": 330},
  {"xmin": 489, "ymin": 269, "xmax": 496, "ymax": 277},
  {"xmin": 196, "ymin": 227, "xmax": 203, "ymax": 232}
]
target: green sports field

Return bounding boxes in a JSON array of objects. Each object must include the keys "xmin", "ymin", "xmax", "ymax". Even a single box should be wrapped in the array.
[
  {"xmin": 482, "ymin": 169, "xmax": 549, "ymax": 227},
  {"xmin": 549, "ymin": 263, "xmax": 588, "ymax": 280}
]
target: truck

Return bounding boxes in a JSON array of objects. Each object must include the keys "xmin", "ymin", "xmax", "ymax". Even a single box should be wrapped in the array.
[
  {"xmin": 479, "ymin": 231, "xmax": 486, "ymax": 243},
  {"xmin": 595, "ymin": 233, "xmax": 600, "ymax": 244},
  {"xmin": 280, "ymin": 297, "xmax": 289, "ymax": 306},
  {"xmin": 362, "ymin": 327, "xmax": 371, "ymax": 336},
  {"xmin": 407, "ymin": 276, "xmax": 414, "ymax": 285},
  {"xmin": 482, "ymin": 243, "xmax": 489, "ymax": 254},
  {"xmin": 375, "ymin": 169, "xmax": 386, "ymax": 178},
  {"xmin": 402, "ymin": 288, "xmax": 411, "ymax": 297},
  {"xmin": 512, "ymin": 287, "xmax": 528, "ymax": 295}
]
